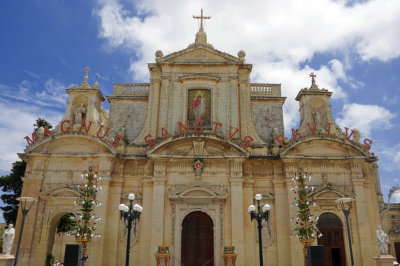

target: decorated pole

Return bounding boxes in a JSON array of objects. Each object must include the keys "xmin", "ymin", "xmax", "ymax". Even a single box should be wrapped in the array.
[
  {"xmin": 290, "ymin": 171, "xmax": 322, "ymax": 265},
  {"xmin": 67, "ymin": 167, "xmax": 102, "ymax": 265}
]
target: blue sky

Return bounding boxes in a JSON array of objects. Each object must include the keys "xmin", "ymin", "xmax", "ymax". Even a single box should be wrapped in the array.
[{"xmin": 1, "ymin": 0, "xmax": 400, "ymax": 221}]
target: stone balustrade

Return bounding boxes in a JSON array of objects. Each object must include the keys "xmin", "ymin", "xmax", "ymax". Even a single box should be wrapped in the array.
[
  {"xmin": 250, "ymin": 83, "xmax": 281, "ymax": 97},
  {"xmin": 113, "ymin": 83, "xmax": 149, "ymax": 96}
]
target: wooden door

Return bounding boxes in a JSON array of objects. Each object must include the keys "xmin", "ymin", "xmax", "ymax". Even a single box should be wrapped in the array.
[
  {"xmin": 394, "ymin": 242, "xmax": 400, "ymax": 262},
  {"xmin": 181, "ymin": 211, "xmax": 214, "ymax": 266},
  {"xmin": 317, "ymin": 226, "xmax": 346, "ymax": 266}
]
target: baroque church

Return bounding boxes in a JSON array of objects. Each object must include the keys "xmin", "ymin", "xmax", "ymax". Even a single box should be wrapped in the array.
[{"xmin": 14, "ymin": 16, "xmax": 384, "ymax": 266}]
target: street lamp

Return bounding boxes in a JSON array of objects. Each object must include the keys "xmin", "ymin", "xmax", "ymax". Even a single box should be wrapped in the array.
[
  {"xmin": 14, "ymin": 196, "xmax": 36, "ymax": 266},
  {"xmin": 119, "ymin": 193, "xmax": 143, "ymax": 266},
  {"xmin": 248, "ymin": 194, "xmax": 271, "ymax": 266},
  {"xmin": 335, "ymin": 197, "xmax": 355, "ymax": 266}
]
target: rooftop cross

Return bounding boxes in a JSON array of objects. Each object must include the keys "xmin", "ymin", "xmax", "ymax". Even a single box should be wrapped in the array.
[
  {"xmin": 309, "ymin": 72, "xmax": 317, "ymax": 85},
  {"xmin": 193, "ymin": 9, "xmax": 211, "ymax": 31}
]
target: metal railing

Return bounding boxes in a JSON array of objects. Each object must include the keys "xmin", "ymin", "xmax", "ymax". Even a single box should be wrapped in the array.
[
  {"xmin": 113, "ymin": 83, "xmax": 149, "ymax": 96},
  {"xmin": 250, "ymin": 83, "xmax": 281, "ymax": 97}
]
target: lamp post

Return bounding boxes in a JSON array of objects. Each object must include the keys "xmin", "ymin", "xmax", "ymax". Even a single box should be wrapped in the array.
[
  {"xmin": 14, "ymin": 197, "xmax": 36, "ymax": 266},
  {"xmin": 248, "ymin": 194, "xmax": 271, "ymax": 266},
  {"xmin": 119, "ymin": 193, "xmax": 143, "ymax": 266},
  {"xmin": 335, "ymin": 197, "xmax": 354, "ymax": 266}
]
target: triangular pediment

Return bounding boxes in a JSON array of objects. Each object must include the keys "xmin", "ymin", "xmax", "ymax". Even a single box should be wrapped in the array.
[
  {"xmin": 159, "ymin": 45, "xmax": 241, "ymax": 64},
  {"xmin": 168, "ymin": 180, "xmax": 228, "ymax": 200},
  {"xmin": 39, "ymin": 185, "xmax": 80, "ymax": 199}
]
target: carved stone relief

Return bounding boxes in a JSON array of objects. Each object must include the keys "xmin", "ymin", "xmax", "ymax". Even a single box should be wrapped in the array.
[{"xmin": 252, "ymin": 103, "xmax": 284, "ymax": 142}]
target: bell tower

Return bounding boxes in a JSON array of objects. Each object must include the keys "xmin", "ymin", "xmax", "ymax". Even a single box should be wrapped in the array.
[
  {"xmin": 62, "ymin": 67, "xmax": 108, "ymax": 131},
  {"xmin": 295, "ymin": 73, "xmax": 343, "ymax": 137}
]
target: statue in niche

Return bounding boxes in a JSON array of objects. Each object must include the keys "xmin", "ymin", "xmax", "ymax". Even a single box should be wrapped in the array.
[
  {"xmin": 73, "ymin": 103, "xmax": 87, "ymax": 124},
  {"xmin": 2, "ymin": 224, "xmax": 15, "ymax": 255},
  {"xmin": 312, "ymin": 107, "xmax": 322, "ymax": 124},
  {"xmin": 376, "ymin": 225, "xmax": 389, "ymax": 255},
  {"xmin": 260, "ymin": 219, "xmax": 273, "ymax": 248}
]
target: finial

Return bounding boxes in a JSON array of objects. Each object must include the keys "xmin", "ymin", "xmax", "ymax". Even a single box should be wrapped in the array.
[
  {"xmin": 193, "ymin": 9, "xmax": 211, "ymax": 31},
  {"xmin": 81, "ymin": 67, "xmax": 90, "ymax": 88},
  {"xmin": 84, "ymin": 67, "xmax": 91, "ymax": 77},
  {"xmin": 95, "ymin": 73, "xmax": 101, "ymax": 82}
]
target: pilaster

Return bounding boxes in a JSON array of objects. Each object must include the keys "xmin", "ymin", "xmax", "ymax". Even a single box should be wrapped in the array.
[
  {"xmin": 352, "ymin": 178, "xmax": 374, "ymax": 266},
  {"xmin": 102, "ymin": 178, "xmax": 122, "ymax": 266},
  {"xmin": 273, "ymin": 179, "xmax": 291, "ymax": 266}
]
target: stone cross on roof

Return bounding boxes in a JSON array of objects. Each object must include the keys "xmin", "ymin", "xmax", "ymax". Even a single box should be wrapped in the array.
[
  {"xmin": 193, "ymin": 9, "xmax": 211, "ymax": 31},
  {"xmin": 309, "ymin": 72, "xmax": 317, "ymax": 86}
]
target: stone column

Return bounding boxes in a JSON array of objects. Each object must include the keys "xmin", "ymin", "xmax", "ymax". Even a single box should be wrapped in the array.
[
  {"xmin": 353, "ymin": 178, "xmax": 374, "ymax": 266},
  {"xmin": 102, "ymin": 178, "xmax": 122, "ymax": 266},
  {"xmin": 273, "ymin": 179, "xmax": 291, "ymax": 266}
]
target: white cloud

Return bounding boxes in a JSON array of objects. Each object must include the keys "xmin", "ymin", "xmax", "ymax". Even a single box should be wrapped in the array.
[
  {"xmin": 0, "ymin": 78, "xmax": 67, "ymax": 173},
  {"xmin": 0, "ymin": 78, "xmax": 69, "ymax": 109},
  {"xmin": 93, "ymin": 0, "xmax": 400, "ymax": 132},
  {"xmin": 0, "ymin": 99, "xmax": 63, "ymax": 172},
  {"xmin": 337, "ymin": 103, "xmax": 396, "ymax": 136}
]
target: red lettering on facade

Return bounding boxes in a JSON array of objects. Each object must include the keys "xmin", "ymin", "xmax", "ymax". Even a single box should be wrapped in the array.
[
  {"xmin": 274, "ymin": 135, "xmax": 286, "ymax": 148},
  {"xmin": 364, "ymin": 138, "xmax": 373, "ymax": 151},
  {"xmin": 96, "ymin": 125, "xmax": 110, "ymax": 139},
  {"xmin": 291, "ymin": 128, "xmax": 302, "ymax": 140},
  {"xmin": 194, "ymin": 120, "xmax": 203, "ymax": 133},
  {"xmin": 43, "ymin": 126, "xmax": 53, "ymax": 137},
  {"xmin": 327, "ymin": 123, "xmax": 336, "ymax": 136},
  {"xmin": 61, "ymin": 120, "xmax": 70, "ymax": 133},
  {"xmin": 177, "ymin": 121, "xmax": 190, "ymax": 136},
  {"xmin": 144, "ymin": 134, "xmax": 157, "ymax": 147},
  {"xmin": 110, "ymin": 135, "xmax": 124, "ymax": 148},
  {"xmin": 240, "ymin": 136, "xmax": 254, "ymax": 148},
  {"xmin": 212, "ymin": 122, "xmax": 222, "ymax": 135},
  {"xmin": 345, "ymin": 127, "xmax": 354, "ymax": 140},
  {"xmin": 24, "ymin": 132, "xmax": 38, "ymax": 146},
  {"xmin": 229, "ymin": 127, "xmax": 240, "ymax": 139},
  {"xmin": 306, "ymin": 123, "xmax": 317, "ymax": 135},
  {"xmin": 78, "ymin": 120, "xmax": 93, "ymax": 134},
  {"xmin": 161, "ymin": 128, "xmax": 172, "ymax": 139}
]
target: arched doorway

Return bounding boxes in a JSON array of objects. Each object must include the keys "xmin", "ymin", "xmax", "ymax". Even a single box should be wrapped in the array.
[
  {"xmin": 317, "ymin": 213, "xmax": 346, "ymax": 266},
  {"xmin": 181, "ymin": 211, "xmax": 214, "ymax": 266}
]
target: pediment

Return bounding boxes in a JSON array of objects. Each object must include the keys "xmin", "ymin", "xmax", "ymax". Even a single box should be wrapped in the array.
[
  {"xmin": 168, "ymin": 181, "xmax": 228, "ymax": 200},
  {"xmin": 312, "ymin": 183, "xmax": 354, "ymax": 200},
  {"xmin": 160, "ymin": 46, "xmax": 240, "ymax": 64},
  {"xmin": 39, "ymin": 185, "xmax": 80, "ymax": 199},
  {"xmin": 281, "ymin": 138, "xmax": 369, "ymax": 158},
  {"xmin": 25, "ymin": 134, "xmax": 116, "ymax": 155},
  {"xmin": 147, "ymin": 135, "xmax": 249, "ymax": 158}
]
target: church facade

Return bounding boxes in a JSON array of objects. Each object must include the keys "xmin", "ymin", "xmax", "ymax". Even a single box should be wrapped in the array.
[{"xmin": 14, "ymin": 27, "xmax": 384, "ymax": 266}]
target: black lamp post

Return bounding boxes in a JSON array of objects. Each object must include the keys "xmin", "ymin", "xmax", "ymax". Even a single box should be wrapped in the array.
[
  {"xmin": 119, "ymin": 193, "xmax": 143, "ymax": 266},
  {"xmin": 336, "ymin": 197, "xmax": 355, "ymax": 266},
  {"xmin": 14, "ymin": 197, "xmax": 35, "ymax": 266},
  {"xmin": 248, "ymin": 194, "xmax": 271, "ymax": 266}
]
